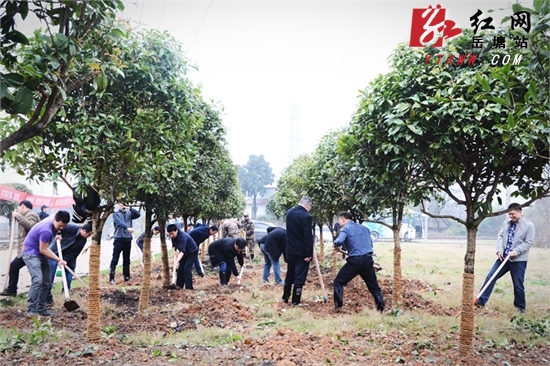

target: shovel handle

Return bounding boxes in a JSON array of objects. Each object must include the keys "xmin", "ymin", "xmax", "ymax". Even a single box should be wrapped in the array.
[
  {"xmin": 56, "ymin": 239, "xmax": 71, "ymax": 300},
  {"xmin": 312, "ymin": 248, "xmax": 327, "ymax": 300},
  {"xmin": 237, "ymin": 265, "xmax": 245, "ymax": 285},
  {"xmin": 3, "ymin": 218, "xmax": 17, "ymax": 290},
  {"xmin": 474, "ymin": 254, "xmax": 510, "ymax": 304},
  {"xmin": 62, "ymin": 265, "xmax": 88, "ymax": 289}
]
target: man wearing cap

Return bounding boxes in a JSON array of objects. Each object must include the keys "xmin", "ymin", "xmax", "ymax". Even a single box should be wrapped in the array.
[
  {"xmin": 1, "ymin": 200, "xmax": 41, "ymax": 297},
  {"xmin": 242, "ymin": 213, "xmax": 256, "ymax": 260},
  {"xmin": 38, "ymin": 205, "xmax": 50, "ymax": 221}
]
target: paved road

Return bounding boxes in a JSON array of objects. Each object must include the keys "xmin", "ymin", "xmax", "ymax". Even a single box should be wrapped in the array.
[{"xmin": 0, "ymin": 238, "xmax": 163, "ymax": 296}]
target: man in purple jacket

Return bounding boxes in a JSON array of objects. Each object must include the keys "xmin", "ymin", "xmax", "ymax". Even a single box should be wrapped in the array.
[{"xmin": 22, "ymin": 210, "xmax": 70, "ymax": 316}]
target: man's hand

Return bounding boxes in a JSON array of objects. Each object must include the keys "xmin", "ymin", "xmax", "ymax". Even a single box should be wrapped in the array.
[
  {"xmin": 497, "ymin": 251, "xmax": 504, "ymax": 261},
  {"xmin": 304, "ymin": 257, "xmax": 312, "ymax": 262},
  {"xmin": 58, "ymin": 259, "xmax": 67, "ymax": 267},
  {"xmin": 128, "ymin": 228, "xmax": 135, "ymax": 234},
  {"xmin": 509, "ymin": 250, "xmax": 517, "ymax": 258}
]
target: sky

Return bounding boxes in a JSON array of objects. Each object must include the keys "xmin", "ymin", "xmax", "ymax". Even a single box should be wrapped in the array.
[
  {"xmin": 119, "ymin": 0, "xmax": 514, "ymax": 179},
  {"xmin": 1, "ymin": 0, "xmax": 516, "ymax": 195}
]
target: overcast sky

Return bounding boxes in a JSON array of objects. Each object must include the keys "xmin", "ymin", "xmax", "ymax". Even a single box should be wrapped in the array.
[
  {"xmin": 2, "ymin": 0, "xmax": 515, "ymax": 195},
  {"xmin": 119, "ymin": 0, "xmax": 515, "ymax": 179}
]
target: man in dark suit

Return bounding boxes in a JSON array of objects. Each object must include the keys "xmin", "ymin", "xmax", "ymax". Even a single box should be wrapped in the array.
[{"xmin": 282, "ymin": 196, "xmax": 313, "ymax": 305}]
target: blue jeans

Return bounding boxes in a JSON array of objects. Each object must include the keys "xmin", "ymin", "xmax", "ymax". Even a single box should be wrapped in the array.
[
  {"xmin": 47, "ymin": 259, "xmax": 76, "ymax": 302},
  {"xmin": 477, "ymin": 259, "xmax": 527, "ymax": 310},
  {"xmin": 22, "ymin": 254, "xmax": 51, "ymax": 313},
  {"xmin": 260, "ymin": 244, "xmax": 282, "ymax": 284}
]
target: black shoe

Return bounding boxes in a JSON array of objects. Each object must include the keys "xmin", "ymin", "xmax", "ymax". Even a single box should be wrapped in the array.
[
  {"xmin": 124, "ymin": 277, "xmax": 131, "ymax": 282},
  {"xmin": 0, "ymin": 289, "xmax": 16, "ymax": 297},
  {"xmin": 46, "ymin": 300, "xmax": 54, "ymax": 308},
  {"xmin": 38, "ymin": 310, "xmax": 52, "ymax": 316}
]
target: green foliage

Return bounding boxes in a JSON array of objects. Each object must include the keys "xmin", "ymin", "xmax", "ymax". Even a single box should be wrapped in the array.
[
  {"xmin": 510, "ymin": 315, "xmax": 550, "ymax": 339},
  {"xmin": 0, "ymin": 0, "xmax": 125, "ymax": 153},
  {"xmin": 0, "ymin": 183, "xmax": 32, "ymax": 219},
  {"xmin": 0, "ymin": 319, "xmax": 58, "ymax": 353},
  {"xmin": 238, "ymin": 155, "xmax": 274, "ymax": 219}
]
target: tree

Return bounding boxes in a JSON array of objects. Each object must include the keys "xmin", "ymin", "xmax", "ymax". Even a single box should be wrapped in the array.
[
  {"xmin": 347, "ymin": 27, "xmax": 549, "ymax": 356},
  {"xmin": 0, "ymin": 183, "xmax": 32, "ymax": 220},
  {"xmin": 3, "ymin": 25, "xmax": 203, "ymax": 342},
  {"xmin": 238, "ymin": 155, "xmax": 274, "ymax": 219},
  {"xmin": 0, "ymin": 0, "xmax": 125, "ymax": 154}
]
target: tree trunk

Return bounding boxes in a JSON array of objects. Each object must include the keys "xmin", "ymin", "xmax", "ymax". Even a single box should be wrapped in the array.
[
  {"xmin": 158, "ymin": 219, "xmax": 170, "ymax": 287},
  {"xmin": 392, "ymin": 228, "xmax": 403, "ymax": 307},
  {"xmin": 138, "ymin": 210, "xmax": 153, "ymax": 312},
  {"xmin": 86, "ymin": 210, "xmax": 105, "ymax": 343},
  {"xmin": 459, "ymin": 226, "xmax": 477, "ymax": 356},
  {"xmin": 252, "ymin": 193, "xmax": 257, "ymax": 219}
]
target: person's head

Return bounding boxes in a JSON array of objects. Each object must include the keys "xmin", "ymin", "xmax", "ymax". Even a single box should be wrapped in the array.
[
  {"xmin": 18, "ymin": 200, "xmax": 33, "ymax": 214},
  {"xmin": 53, "ymin": 210, "xmax": 70, "ymax": 231},
  {"xmin": 209, "ymin": 225, "xmax": 219, "ymax": 236},
  {"xmin": 299, "ymin": 196, "xmax": 312, "ymax": 212},
  {"xmin": 234, "ymin": 238, "xmax": 246, "ymax": 252},
  {"xmin": 187, "ymin": 224, "xmax": 194, "ymax": 232},
  {"xmin": 243, "ymin": 212, "xmax": 250, "ymax": 220},
  {"xmin": 507, "ymin": 203, "xmax": 523, "ymax": 223},
  {"xmin": 166, "ymin": 224, "xmax": 179, "ymax": 239},
  {"xmin": 41, "ymin": 204, "xmax": 48, "ymax": 212},
  {"xmin": 152, "ymin": 226, "xmax": 160, "ymax": 235},
  {"xmin": 79, "ymin": 223, "xmax": 93, "ymax": 239},
  {"xmin": 338, "ymin": 211, "xmax": 353, "ymax": 227}
]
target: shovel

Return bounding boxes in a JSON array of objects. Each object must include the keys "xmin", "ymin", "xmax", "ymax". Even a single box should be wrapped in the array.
[
  {"xmin": 312, "ymin": 248, "xmax": 328, "ymax": 303},
  {"xmin": 237, "ymin": 265, "xmax": 245, "ymax": 285},
  {"xmin": 56, "ymin": 239, "xmax": 79, "ymax": 311},
  {"xmin": 2, "ymin": 218, "xmax": 17, "ymax": 291},
  {"xmin": 63, "ymin": 266, "xmax": 88, "ymax": 289},
  {"xmin": 474, "ymin": 254, "xmax": 510, "ymax": 305}
]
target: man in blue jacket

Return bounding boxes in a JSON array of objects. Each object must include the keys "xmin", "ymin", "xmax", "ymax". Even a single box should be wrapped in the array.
[
  {"xmin": 283, "ymin": 196, "xmax": 313, "ymax": 305},
  {"xmin": 109, "ymin": 203, "xmax": 140, "ymax": 284},
  {"xmin": 167, "ymin": 224, "xmax": 199, "ymax": 290},
  {"xmin": 333, "ymin": 211, "xmax": 385, "ymax": 311},
  {"xmin": 188, "ymin": 224, "xmax": 218, "ymax": 277}
]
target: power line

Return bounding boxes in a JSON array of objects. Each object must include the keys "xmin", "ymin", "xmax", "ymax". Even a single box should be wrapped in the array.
[
  {"xmin": 187, "ymin": 0, "xmax": 214, "ymax": 53},
  {"xmin": 137, "ymin": 0, "xmax": 146, "ymax": 28},
  {"xmin": 158, "ymin": 0, "xmax": 168, "ymax": 29}
]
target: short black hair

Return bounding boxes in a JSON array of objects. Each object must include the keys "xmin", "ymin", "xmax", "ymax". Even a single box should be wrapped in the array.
[
  {"xmin": 508, "ymin": 203, "xmax": 522, "ymax": 211},
  {"xmin": 209, "ymin": 225, "xmax": 218, "ymax": 232},
  {"xmin": 153, "ymin": 226, "xmax": 160, "ymax": 232},
  {"xmin": 235, "ymin": 238, "xmax": 247, "ymax": 249},
  {"xmin": 338, "ymin": 211, "xmax": 353, "ymax": 220},
  {"xmin": 166, "ymin": 224, "xmax": 178, "ymax": 232},
  {"xmin": 81, "ymin": 223, "xmax": 93, "ymax": 233},
  {"xmin": 19, "ymin": 200, "xmax": 33, "ymax": 209},
  {"xmin": 54, "ymin": 210, "xmax": 70, "ymax": 223}
]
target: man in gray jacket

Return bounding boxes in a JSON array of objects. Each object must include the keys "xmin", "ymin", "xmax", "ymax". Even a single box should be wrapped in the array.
[
  {"xmin": 0, "ymin": 200, "xmax": 40, "ymax": 296},
  {"xmin": 109, "ymin": 203, "xmax": 140, "ymax": 284},
  {"xmin": 475, "ymin": 203, "xmax": 535, "ymax": 313}
]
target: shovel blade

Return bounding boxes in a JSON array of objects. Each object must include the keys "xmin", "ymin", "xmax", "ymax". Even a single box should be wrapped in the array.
[{"xmin": 64, "ymin": 299, "xmax": 80, "ymax": 312}]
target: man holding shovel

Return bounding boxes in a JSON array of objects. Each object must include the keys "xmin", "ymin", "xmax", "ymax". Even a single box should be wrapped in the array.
[
  {"xmin": 475, "ymin": 203, "xmax": 535, "ymax": 313},
  {"xmin": 46, "ymin": 222, "xmax": 93, "ymax": 306},
  {"xmin": 332, "ymin": 211, "xmax": 385, "ymax": 312},
  {"xmin": 1, "ymin": 200, "xmax": 40, "ymax": 297},
  {"xmin": 21, "ymin": 211, "xmax": 70, "ymax": 317},
  {"xmin": 167, "ymin": 224, "xmax": 199, "ymax": 290}
]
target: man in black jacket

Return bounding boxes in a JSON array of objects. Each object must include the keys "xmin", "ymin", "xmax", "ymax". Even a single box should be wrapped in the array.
[
  {"xmin": 283, "ymin": 196, "xmax": 313, "ymax": 305},
  {"xmin": 208, "ymin": 237, "xmax": 246, "ymax": 285},
  {"xmin": 167, "ymin": 224, "xmax": 199, "ymax": 290}
]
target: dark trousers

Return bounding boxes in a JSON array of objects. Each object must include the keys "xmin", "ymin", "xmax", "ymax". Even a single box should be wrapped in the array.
[
  {"xmin": 333, "ymin": 254, "xmax": 385, "ymax": 310},
  {"xmin": 110, "ymin": 238, "xmax": 132, "ymax": 278},
  {"xmin": 6, "ymin": 256, "xmax": 26, "ymax": 293},
  {"xmin": 284, "ymin": 254, "xmax": 310, "ymax": 287},
  {"xmin": 176, "ymin": 252, "xmax": 198, "ymax": 290}
]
